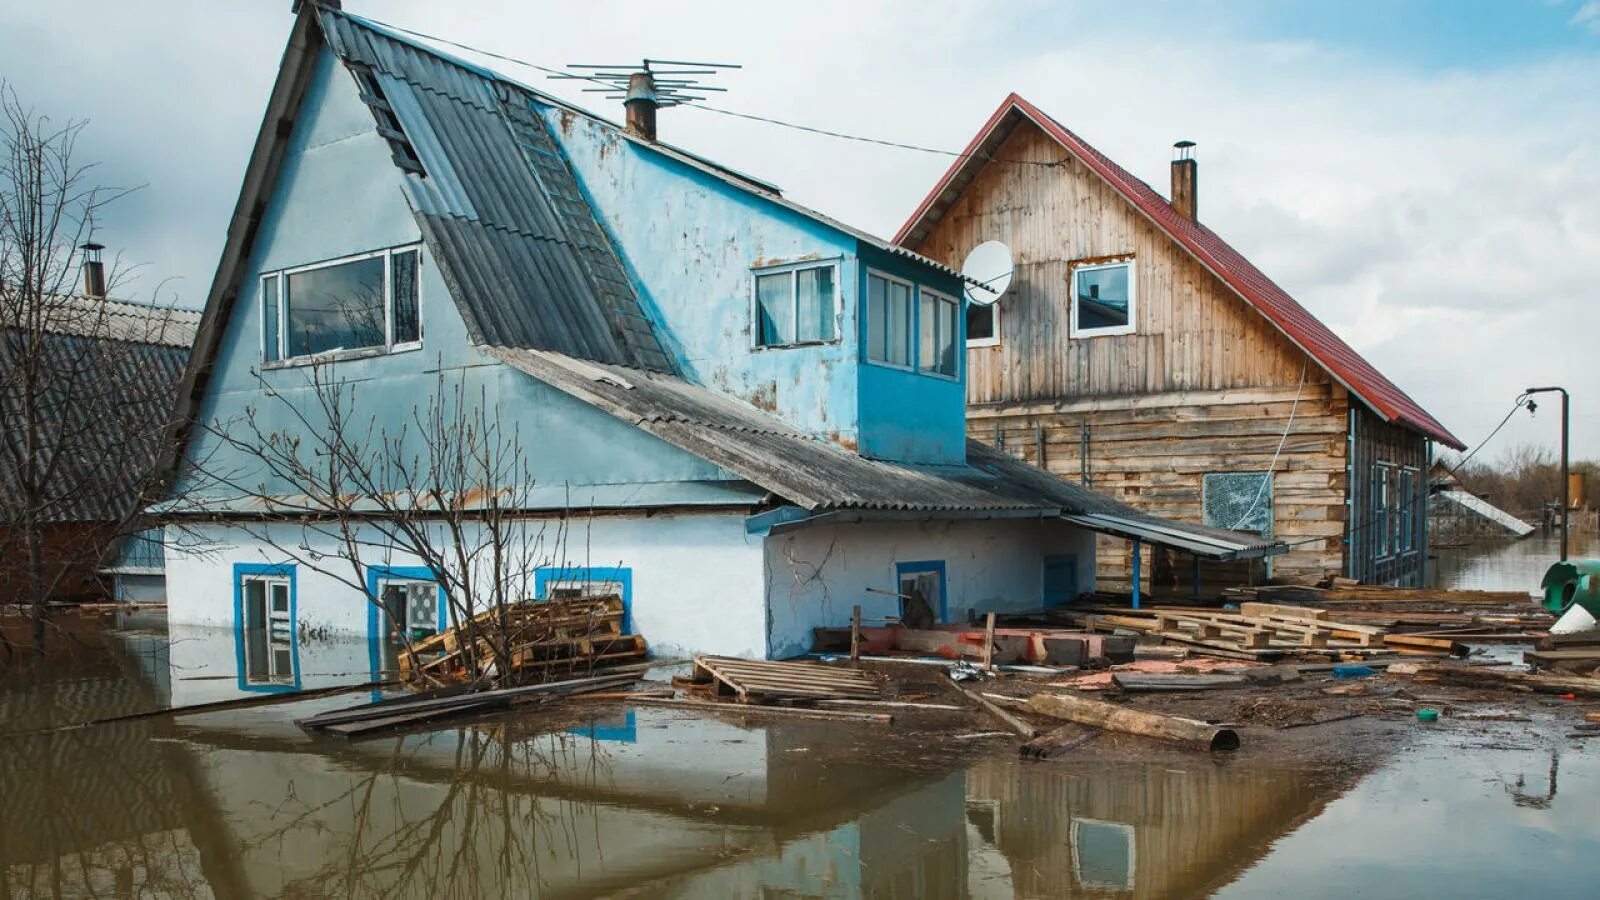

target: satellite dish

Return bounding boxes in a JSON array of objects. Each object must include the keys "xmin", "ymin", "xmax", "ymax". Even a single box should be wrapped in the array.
[{"xmin": 962, "ymin": 240, "xmax": 1013, "ymax": 307}]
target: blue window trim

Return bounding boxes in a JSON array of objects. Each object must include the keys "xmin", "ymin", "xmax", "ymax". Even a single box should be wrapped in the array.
[
  {"xmin": 894, "ymin": 560, "xmax": 948, "ymax": 623},
  {"xmin": 365, "ymin": 564, "xmax": 445, "ymax": 681},
  {"xmin": 232, "ymin": 562, "xmax": 301, "ymax": 693},
  {"xmin": 534, "ymin": 565, "xmax": 633, "ymax": 634}
]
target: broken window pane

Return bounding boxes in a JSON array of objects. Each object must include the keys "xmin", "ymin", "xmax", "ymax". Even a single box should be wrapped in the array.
[
  {"xmin": 795, "ymin": 265, "xmax": 835, "ymax": 342},
  {"xmin": 967, "ymin": 302, "xmax": 996, "ymax": 344},
  {"xmin": 285, "ymin": 255, "xmax": 386, "ymax": 357},
  {"xmin": 755, "ymin": 271, "xmax": 792, "ymax": 346},
  {"xmin": 1073, "ymin": 262, "xmax": 1133, "ymax": 334},
  {"xmin": 391, "ymin": 248, "xmax": 420, "ymax": 344}
]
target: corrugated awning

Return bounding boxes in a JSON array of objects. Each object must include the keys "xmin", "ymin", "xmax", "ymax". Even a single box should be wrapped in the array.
[{"xmin": 1063, "ymin": 513, "xmax": 1283, "ymax": 561}]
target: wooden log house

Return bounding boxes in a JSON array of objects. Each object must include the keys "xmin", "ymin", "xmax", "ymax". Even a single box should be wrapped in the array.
[{"xmin": 896, "ymin": 95, "xmax": 1464, "ymax": 591}]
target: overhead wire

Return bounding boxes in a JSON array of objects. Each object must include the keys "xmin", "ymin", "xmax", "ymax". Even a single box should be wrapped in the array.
[{"xmin": 347, "ymin": 11, "xmax": 1064, "ymax": 169}]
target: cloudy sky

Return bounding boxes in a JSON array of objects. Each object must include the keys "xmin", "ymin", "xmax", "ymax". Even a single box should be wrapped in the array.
[{"xmin": 3, "ymin": 0, "xmax": 1595, "ymax": 461}]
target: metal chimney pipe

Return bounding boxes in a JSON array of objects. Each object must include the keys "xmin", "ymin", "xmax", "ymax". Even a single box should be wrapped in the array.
[
  {"xmin": 1171, "ymin": 140, "xmax": 1197, "ymax": 222},
  {"xmin": 624, "ymin": 71, "xmax": 658, "ymax": 141},
  {"xmin": 80, "ymin": 242, "xmax": 106, "ymax": 299}
]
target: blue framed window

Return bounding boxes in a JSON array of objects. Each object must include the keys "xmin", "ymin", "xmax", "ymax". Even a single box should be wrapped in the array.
[
  {"xmin": 365, "ymin": 565, "xmax": 445, "ymax": 680},
  {"xmin": 895, "ymin": 560, "xmax": 947, "ymax": 623},
  {"xmin": 535, "ymin": 566, "xmax": 633, "ymax": 634},
  {"xmin": 233, "ymin": 562, "xmax": 299, "ymax": 693}
]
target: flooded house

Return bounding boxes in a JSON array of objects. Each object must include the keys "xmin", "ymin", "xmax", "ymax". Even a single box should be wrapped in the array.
[
  {"xmin": 156, "ymin": 5, "xmax": 1276, "ymax": 665},
  {"xmin": 0, "ymin": 254, "xmax": 199, "ymax": 606},
  {"xmin": 895, "ymin": 94, "xmax": 1466, "ymax": 591}
]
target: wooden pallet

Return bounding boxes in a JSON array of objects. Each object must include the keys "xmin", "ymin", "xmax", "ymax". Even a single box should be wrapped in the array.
[{"xmin": 689, "ymin": 656, "xmax": 882, "ymax": 703}]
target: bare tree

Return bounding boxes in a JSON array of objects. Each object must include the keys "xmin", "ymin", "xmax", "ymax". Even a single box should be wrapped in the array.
[
  {"xmin": 0, "ymin": 83, "xmax": 181, "ymax": 652},
  {"xmin": 172, "ymin": 359, "xmax": 610, "ymax": 686}
]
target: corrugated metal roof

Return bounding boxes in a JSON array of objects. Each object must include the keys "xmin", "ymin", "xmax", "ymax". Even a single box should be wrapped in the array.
[
  {"xmin": 321, "ymin": 11, "xmax": 671, "ymax": 372},
  {"xmin": 896, "ymin": 94, "xmax": 1465, "ymax": 450},
  {"xmin": 1, "ymin": 328, "xmax": 190, "ymax": 523},
  {"xmin": 489, "ymin": 347, "xmax": 1276, "ymax": 558}
]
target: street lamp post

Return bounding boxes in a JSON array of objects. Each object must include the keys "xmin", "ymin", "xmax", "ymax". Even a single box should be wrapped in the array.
[{"xmin": 1524, "ymin": 386, "xmax": 1569, "ymax": 562}]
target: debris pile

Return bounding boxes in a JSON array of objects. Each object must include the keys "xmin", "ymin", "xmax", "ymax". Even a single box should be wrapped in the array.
[{"xmin": 400, "ymin": 595, "xmax": 647, "ymax": 685}]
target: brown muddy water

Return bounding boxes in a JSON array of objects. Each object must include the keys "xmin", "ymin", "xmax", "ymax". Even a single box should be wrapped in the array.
[{"xmin": 1, "ymin": 536, "xmax": 1597, "ymax": 898}]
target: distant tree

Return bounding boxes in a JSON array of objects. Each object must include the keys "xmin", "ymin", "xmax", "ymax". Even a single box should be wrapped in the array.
[{"xmin": 0, "ymin": 84, "xmax": 176, "ymax": 652}]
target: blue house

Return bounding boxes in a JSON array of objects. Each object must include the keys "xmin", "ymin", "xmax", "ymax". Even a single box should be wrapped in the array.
[{"xmin": 160, "ymin": 3, "xmax": 1273, "ymax": 667}]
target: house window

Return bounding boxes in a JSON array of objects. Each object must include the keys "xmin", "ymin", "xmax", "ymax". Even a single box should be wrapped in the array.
[
  {"xmin": 1203, "ymin": 472, "xmax": 1273, "ymax": 535},
  {"xmin": 753, "ymin": 261, "xmax": 838, "ymax": 347},
  {"xmin": 1070, "ymin": 260, "xmax": 1135, "ymax": 337},
  {"xmin": 866, "ymin": 271, "xmax": 913, "ymax": 367},
  {"xmin": 895, "ymin": 560, "xmax": 946, "ymax": 625},
  {"xmin": 378, "ymin": 577, "xmax": 439, "ymax": 635},
  {"xmin": 1399, "ymin": 467, "xmax": 1417, "ymax": 553},
  {"xmin": 238, "ymin": 571, "xmax": 295, "ymax": 688},
  {"xmin": 261, "ymin": 245, "xmax": 423, "ymax": 361},
  {"xmin": 1373, "ymin": 464, "xmax": 1393, "ymax": 558},
  {"xmin": 918, "ymin": 288, "xmax": 959, "ymax": 377},
  {"xmin": 967, "ymin": 302, "xmax": 999, "ymax": 348}
]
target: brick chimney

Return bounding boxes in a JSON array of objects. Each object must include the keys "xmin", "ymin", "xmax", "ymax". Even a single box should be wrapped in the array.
[
  {"xmin": 80, "ymin": 242, "xmax": 106, "ymax": 299},
  {"xmin": 624, "ymin": 71, "xmax": 658, "ymax": 141},
  {"xmin": 1171, "ymin": 140, "xmax": 1197, "ymax": 222}
]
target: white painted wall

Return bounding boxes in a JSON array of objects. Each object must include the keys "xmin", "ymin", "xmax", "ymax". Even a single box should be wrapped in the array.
[
  {"xmin": 763, "ymin": 518, "xmax": 1097, "ymax": 658},
  {"xmin": 164, "ymin": 510, "xmax": 768, "ymax": 661}
]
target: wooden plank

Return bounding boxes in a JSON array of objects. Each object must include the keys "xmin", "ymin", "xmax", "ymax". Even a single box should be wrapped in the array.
[{"xmin": 624, "ymin": 697, "xmax": 893, "ymax": 724}]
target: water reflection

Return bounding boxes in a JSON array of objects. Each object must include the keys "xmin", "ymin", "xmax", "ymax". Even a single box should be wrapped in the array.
[
  {"xmin": 1433, "ymin": 534, "xmax": 1596, "ymax": 595},
  {"xmin": 6, "ymin": 596, "xmax": 1600, "ymax": 897}
]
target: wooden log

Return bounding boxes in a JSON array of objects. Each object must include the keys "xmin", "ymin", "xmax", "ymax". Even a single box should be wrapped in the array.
[
  {"xmin": 1401, "ymin": 664, "xmax": 1600, "ymax": 699},
  {"xmin": 1025, "ymin": 692, "xmax": 1240, "ymax": 750},
  {"xmin": 1019, "ymin": 724, "xmax": 1099, "ymax": 759},
  {"xmin": 850, "ymin": 605, "xmax": 862, "ymax": 665}
]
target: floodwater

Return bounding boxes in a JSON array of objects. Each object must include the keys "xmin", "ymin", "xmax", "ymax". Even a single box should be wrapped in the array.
[{"xmin": 1, "ymin": 537, "xmax": 1596, "ymax": 898}]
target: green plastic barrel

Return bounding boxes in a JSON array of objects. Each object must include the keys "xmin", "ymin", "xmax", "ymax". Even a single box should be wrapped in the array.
[{"xmin": 1541, "ymin": 560, "xmax": 1600, "ymax": 617}]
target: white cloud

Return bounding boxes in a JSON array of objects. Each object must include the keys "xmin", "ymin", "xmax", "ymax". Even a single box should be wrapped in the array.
[{"xmin": 2, "ymin": 0, "xmax": 1595, "ymax": 459}]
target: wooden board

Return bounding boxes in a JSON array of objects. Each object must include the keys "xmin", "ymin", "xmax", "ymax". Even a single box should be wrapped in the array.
[{"xmin": 691, "ymin": 656, "xmax": 882, "ymax": 703}]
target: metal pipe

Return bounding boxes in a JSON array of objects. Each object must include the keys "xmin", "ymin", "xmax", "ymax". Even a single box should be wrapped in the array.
[{"xmin": 1524, "ymin": 386, "xmax": 1570, "ymax": 561}]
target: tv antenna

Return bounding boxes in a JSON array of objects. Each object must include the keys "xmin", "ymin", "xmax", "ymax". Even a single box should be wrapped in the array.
[{"xmin": 548, "ymin": 58, "xmax": 740, "ymax": 107}]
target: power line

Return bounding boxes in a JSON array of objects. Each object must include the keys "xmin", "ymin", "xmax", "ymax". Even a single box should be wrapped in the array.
[
  {"xmin": 348, "ymin": 11, "xmax": 1063, "ymax": 169},
  {"xmin": 1445, "ymin": 393, "xmax": 1531, "ymax": 478}
]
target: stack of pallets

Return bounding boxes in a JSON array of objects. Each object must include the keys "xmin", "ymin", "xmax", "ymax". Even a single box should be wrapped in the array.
[{"xmin": 401, "ymin": 596, "xmax": 647, "ymax": 684}]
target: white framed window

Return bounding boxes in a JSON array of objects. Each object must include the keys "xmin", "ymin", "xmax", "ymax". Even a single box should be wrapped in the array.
[
  {"xmin": 866, "ymin": 270, "xmax": 914, "ymax": 368},
  {"xmin": 239, "ymin": 574, "xmax": 294, "ymax": 686},
  {"xmin": 966, "ymin": 302, "xmax": 1000, "ymax": 348},
  {"xmin": 378, "ymin": 577, "xmax": 439, "ymax": 633},
  {"xmin": 918, "ymin": 287, "xmax": 959, "ymax": 377},
  {"xmin": 752, "ymin": 260, "xmax": 839, "ymax": 347},
  {"xmin": 261, "ymin": 244, "xmax": 423, "ymax": 362},
  {"xmin": 1069, "ymin": 259, "xmax": 1136, "ymax": 338}
]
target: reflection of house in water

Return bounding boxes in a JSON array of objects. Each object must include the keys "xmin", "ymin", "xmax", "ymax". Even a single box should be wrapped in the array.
[
  {"xmin": 163, "ymin": 701, "xmax": 968, "ymax": 897},
  {"xmin": 964, "ymin": 756, "xmax": 1347, "ymax": 898},
  {"xmin": 0, "ymin": 625, "xmax": 246, "ymax": 897}
]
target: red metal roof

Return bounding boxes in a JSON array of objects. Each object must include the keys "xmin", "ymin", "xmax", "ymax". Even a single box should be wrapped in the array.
[{"xmin": 896, "ymin": 93, "xmax": 1464, "ymax": 450}]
